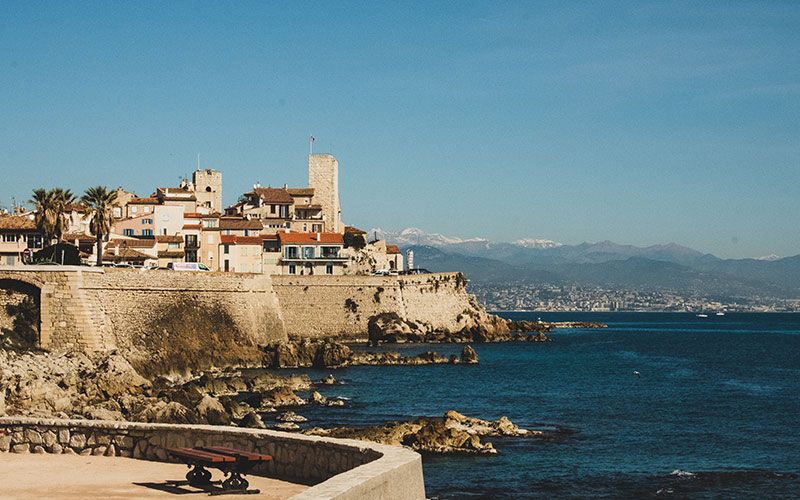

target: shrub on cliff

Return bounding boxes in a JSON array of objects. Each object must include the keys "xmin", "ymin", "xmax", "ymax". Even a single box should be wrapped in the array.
[
  {"xmin": 343, "ymin": 232, "xmax": 366, "ymax": 250},
  {"xmin": 1, "ymin": 295, "xmax": 40, "ymax": 351}
]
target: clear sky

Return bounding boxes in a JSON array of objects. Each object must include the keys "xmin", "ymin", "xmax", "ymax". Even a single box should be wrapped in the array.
[{"xmin": 2, "ymin": 1, "xmax": 798, "ymax": 259}]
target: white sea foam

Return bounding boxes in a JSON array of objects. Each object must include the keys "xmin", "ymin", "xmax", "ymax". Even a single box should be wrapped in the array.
[{"xmin": 670, "ymin": 469, "xmax": 696, "ymax": 478}]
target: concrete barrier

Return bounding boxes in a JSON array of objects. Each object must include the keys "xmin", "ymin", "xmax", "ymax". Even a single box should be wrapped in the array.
[{"xmin": 0, "ymin": 417, "xmax": 425, "ymax": 500}]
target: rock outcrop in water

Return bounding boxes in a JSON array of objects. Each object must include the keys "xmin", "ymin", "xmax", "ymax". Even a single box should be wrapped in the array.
[{"xmin": 304, "ymin": 410, "xmax": 540, "ymax": 455}]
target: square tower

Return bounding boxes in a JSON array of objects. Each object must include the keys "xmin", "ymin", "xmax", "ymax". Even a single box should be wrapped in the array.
[
  {"xmin": 192, "ymin": 169, "xmax": 222, "ymax": 213},
  {"xmin": 308, "ymin": 154, "xmax": 342, "ymax": 233}
]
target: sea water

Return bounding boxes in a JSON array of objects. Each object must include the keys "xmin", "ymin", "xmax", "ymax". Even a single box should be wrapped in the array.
[{"xmin": 271, "ymin": 313, "xmax": 800, "ymax": 499}]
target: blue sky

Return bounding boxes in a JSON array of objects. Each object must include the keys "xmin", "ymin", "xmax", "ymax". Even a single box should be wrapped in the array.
[{"xmin": 2, "ymin": 1, "xmax": 798, "ymax": 259}]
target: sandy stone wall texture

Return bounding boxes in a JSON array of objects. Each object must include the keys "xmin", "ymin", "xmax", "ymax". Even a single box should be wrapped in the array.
[{"xmin": 272, "ymin": 273, "xmax": 486, "ymax": 339}]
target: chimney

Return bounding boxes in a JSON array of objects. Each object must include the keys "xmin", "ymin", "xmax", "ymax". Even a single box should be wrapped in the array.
[
  {"xmin": 316, "ymin": 232, "xmax": 320, "ymax": 241},
  {"xmin": 284, "ymin": 183, "xmax": 288, "ymax": 189}
]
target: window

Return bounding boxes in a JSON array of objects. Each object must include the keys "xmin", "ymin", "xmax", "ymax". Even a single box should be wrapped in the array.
[
  {"xmin": 244, "ymin": 229, "xmax": 250, "ymax": 236},
  {"xmin": 144, "ymin": 207, "xmax": 150, "ymax": 213},
  {"xmin": 123, "ymin": 229, "xmax": 134, "ymax": 236},
  {"xmin": 326, "ymin": 263, "xmax": 333, "ymax": 275},
  {"xmin": 285, "ymin": 246, "xmax": 299, "ymax": 259},
  {"xmin": 6, "ymin": 255, "xmax": 15, "ymax": 265},
  {"xmin": 312, "ymin": 224, "xmax": 322, "ymax": 232},
  {"xmin": 279, "ymin": 205, "xmax": 289, "ymax": 218},
  {"xmin": 241, "ymin": 247, "xmax": 247, "ymax": 256},
  {"xmin": 321, "ymin": 246, "xmax": 340, "ymax": 258},
  {"xmin": 223, "ymin": 244, "xmax": 230, "ymax": 255},
  {"xmin": 26, "ymin": 235, "xmax": 43, "ymax": 248},
  {"xmin": 270, "ymin": 205, "xmax": 276, "ymax": 214},
  {"xmin": 263, "ymin": 240, "xmax": 279, "ymax": 252},
  {"xmin": 168, "ymin": 242, "xmax": 180, "ymax": 249},
  {"xmin": 142, "ymin": 218, "xmax": 153, "ymax": 225},
  {"xmin": 113, "ymin": 207, "xmax": 121, "ymax": 218},
  {"xmin": 302, "ymin": 246, "xmax": 315, "ymax": 259},
  {"xmin": 224, "ymin": 230, "xmax": 231, "ymax": 235},
  {"xmin": 302, "ymin": 224, "xmax": 307, "ymax": 232},
  {"xmin": 241, "ymin": 263, "xmax": 248, "ymax": 273},
  {"xmin": 131, "ymin": 206, "xmax": 137, "ymax": 213},
  {"xmin": 203, "ymin": 219, "xmax": 217, "ymax": 228},
  {"xmin": 142, "ymin": 229, "xmax": 153, "ymax": 236},
  {"xmin": 288, "ymin": 263, "xmax": 296, "ymax": 275},
  {"xmin": 162, "ymin": 215, "xmax": 169, "ymax": 222},
  {"xmin": 161, "ymin": 229, "xmax": 167, "ymax": 235},
  {"xmin": 2, "ymin": 234, "xmax": 17, "ymax": 242},
  {"xmin": 253, "ymin": 263, "xmax": 260, "ymax": 273}
]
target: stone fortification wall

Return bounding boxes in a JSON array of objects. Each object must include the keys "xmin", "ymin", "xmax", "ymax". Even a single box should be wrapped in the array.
[
  {"xmin": 0, "ymin": 417, "xmax": 425, "ymax": 500},
  {"xmin": 272, "ymin": 272, "xmax": 490, "ymax": 339},
  {"xmin": 81, "ymin": 269, "xmax": 287, "ymax": 375}
]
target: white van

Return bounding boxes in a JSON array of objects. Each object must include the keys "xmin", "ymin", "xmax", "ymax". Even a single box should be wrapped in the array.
[{"xmin": 167, "ymin": 262, "xmax": 211, "ymax": 271}]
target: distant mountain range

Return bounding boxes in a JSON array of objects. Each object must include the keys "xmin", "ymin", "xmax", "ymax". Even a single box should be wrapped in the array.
[{"xmin": 371, "ymin": 228, "xmax": 800, "ymax": 299}]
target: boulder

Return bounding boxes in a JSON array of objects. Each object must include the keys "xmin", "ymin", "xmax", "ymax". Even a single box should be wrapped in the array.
[
  {"xmin": 461, "ymin": 346, "xmax": 479, "ymax": 364},
  {"xmin": 276, "ymin": 411, "xmax": 307, "ymax": 423},
  {"xmin": 239, "ymin": 411, "xmax": 266, "ymax": 429}
]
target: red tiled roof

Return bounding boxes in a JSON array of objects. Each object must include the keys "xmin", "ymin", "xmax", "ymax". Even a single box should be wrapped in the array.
[
  {"xmin": 63, "ymin": 233, "xmax": 95, "ymax": 242},
  {"xmin": 220, "ymin": 235, "xmax": 264, "ymax": 245},
  {"xmin": 108, "ymin": 238, "xmax": 156, "ymax": 248},
  {"xmin": 251, "ymin": 187, "xmax": 293, "ymax": 204},
  {"xmin": 219, "ymin": 218, "xmax": 263, "ymax": 230},
  {"xmin": 294, "ymin": 204, "xmax": 322, "ymax": 211},
  {"xmin": 277, "ymin": 232, "xmax": 343, "ymax": 244},
  {"xmin": 286, "ymin": 188, "xmax": 315, "ymax": 196},
  {"xmin": 63, "ymin": 202, "xmax": 86, "ymax": 213},
  {"xmin": 155, "ymin": 235, "xmax": 183, "ymax": 243},
  {"xmin": 128, "ymin": 197, "xmax": 159, "ymax": 205},
  {"xmin": 262, "ymin": 234, "xmax": 278, "ymax": 241},
  {"xmin": 0, "ymin": 215, "xmax": 36, "ymax": 230},
  {"xmin": 102, "ymin": 248, "xmax": 151, "ymax": 261},
  {"xmin": 386, "ymin": 245, "xmax": 401, "ymax": 255},
  {"xmin": 182, "ymin": 224, "xmax": 202, "ymax": 230},
  {"xmin": 183, "ymin": 212, "xmax": 205, "ymax": 218}
]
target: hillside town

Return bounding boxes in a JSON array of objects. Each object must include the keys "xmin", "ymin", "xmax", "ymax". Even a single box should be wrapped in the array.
[{"xmin": 0, "ymin": 155, "xmax": 405, "ymax": 275}]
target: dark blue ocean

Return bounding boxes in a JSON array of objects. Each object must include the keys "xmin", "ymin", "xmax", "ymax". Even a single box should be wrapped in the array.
[{"xmin": 277, "ymin": 313, "xmax": 800, "ymax": 499}]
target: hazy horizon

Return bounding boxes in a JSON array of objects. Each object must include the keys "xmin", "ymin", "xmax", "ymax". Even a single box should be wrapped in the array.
[{"xmin": 3, "ymin": 2, "xmax": 798, "ymax": 259}]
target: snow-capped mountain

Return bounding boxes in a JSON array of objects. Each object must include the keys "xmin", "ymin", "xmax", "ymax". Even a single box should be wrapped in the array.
[
  {"xmin": 512, "ymin": 238, "xmax": 563, "ymax": 249},
  {"xmin": 370, "ymin": 227, "xmax": 490, "ymax": 248}
]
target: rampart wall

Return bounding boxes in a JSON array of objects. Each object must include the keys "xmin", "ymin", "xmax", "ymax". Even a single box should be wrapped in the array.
[
  {"xmin": 272, "ymin": 273, "xmax": 485, "ymax": 339},
  {"xmin": 0, "ymin": 417, "xmax": 425, "ymax": 500}
]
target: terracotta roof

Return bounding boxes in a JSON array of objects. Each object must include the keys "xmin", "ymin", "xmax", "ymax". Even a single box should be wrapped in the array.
[
  {"xmin": 294, "ymin": 204, "xmax": 322, "ymax": 211},
  {"xmin": 277, "ymin": 232, "xmax": 343, "ymax": 244},
  {"xmin": 0, "ymin": 215, "xmax": 36, "ymax": 230},
  {"xmin": 128, "ymin": 197, "xmax": 159, "ymax": 205},
  {"xmin": 219, "ymin": 218, "xmax": 263, "ymax": 230},
  {"xmin": 157, "ymin": 250, "xmax": 185, "ymax": 258},
  {"xmin": 155, "ymin": 235, "xmax": 183, "ymax": 243},
  {"xmin": 286, "ymin": 188, "xmax": 315, "ymax": 196},
  {"xmin": 182, "ymin": 224, "xmax": 202, "ymax": 230},
  {"xmin": 251, "ymin": 187, "xmax": 293, "ymax": 204},
  {"xmin": 220, "ymin": 235, "xmax": 264, "ymax": 245},
  {"xmin": 344, "ymin": 226, "xmax": 366, "ymax": 235},
  {"xmin": 108, "ymin": 238, "xmax": 156, "ymax": 248},
  {"xmin": 183, "ymin": 212, "xmax": 205, "ymax": 218},
  {"xmin": 386, "ymin": 245, "xmax": 401, "ymax": 255},
  {"xmin": 63, "ymin": 202, "xmax": 86, "ymax": 213},
  {"xmin": 102, "ymin": 247, "xmax": 151, "ymax": 261},
  {"xmin": 262, "ymin": 234, "xmax": 278, "ymax": 241},
  {"xmin": 63, "ymin": 233, "xmax": 95, "ymax": 242}
]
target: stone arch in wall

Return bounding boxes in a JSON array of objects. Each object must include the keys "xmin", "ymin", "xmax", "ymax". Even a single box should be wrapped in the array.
[{"xmin": 0, "ymin": 278, "xmax": 42, "ymax": 347}]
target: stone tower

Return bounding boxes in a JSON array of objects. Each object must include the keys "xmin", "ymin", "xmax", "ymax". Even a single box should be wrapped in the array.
[
  {"xmin": 308, "ymin": 155, "xmax": 342, "ymax": 233},
  {"xmin": 192, "ymin": 169, "xmax": 223, "ymax": 213}
]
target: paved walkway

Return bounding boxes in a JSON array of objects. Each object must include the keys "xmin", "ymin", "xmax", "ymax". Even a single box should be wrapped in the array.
[{"xmin": 0, "ymin": 453, "xmax": 309, "ymax": 500}]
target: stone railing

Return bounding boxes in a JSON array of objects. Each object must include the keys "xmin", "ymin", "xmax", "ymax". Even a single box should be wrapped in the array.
[{"xmin": 0, "ymin": 417, "xmax": 425, "ymax": 500}]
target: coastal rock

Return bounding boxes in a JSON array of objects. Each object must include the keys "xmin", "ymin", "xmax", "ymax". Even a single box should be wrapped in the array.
[
  {"xmin": 320, "ymin": 375, "xmax": 336, "ymax": 385},
  {"xmin": 304, "ymin": 411, "xmax": 539, "ymax": 455},
  {"xmin": 238, "ymin": 411, "xmax": 266, "ymax": 429},
  {"xmin": 461, "ymin": 345, "xmax": 479, "ymax": 364},
  {"xmin": 276, "ymin": 411, "xmax": 307, "ymax": 423},
  {"xmin": 274, "ymin": 422, "xmax": 300, "ymax": 431},
  {"xmin": 195, "ymin": 394, "xmax": 231, "ymax": 426}
]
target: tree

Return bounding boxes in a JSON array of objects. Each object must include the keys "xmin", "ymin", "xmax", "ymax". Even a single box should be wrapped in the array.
[
  {"xmin": 81, "ymin": 186, "xmax": 118, "ymax": 266},
  {"xmin": 30, "ymin": 188, "xmax": 75, "ymax": 244}
]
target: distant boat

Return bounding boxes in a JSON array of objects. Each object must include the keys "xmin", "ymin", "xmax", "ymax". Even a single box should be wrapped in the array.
[
  {"xmin": 696, "ymin": 313, "xmax": 708, "ymax": 318},
  {"xmin": 716, "ymin": 312, "xmax": 725, "ymax": 316}
]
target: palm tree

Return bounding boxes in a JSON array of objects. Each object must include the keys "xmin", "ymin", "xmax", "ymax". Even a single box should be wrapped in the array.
[
  {"xmin": 81, "ymin": 186, "xmax": 118, "ymax": 266},
  {"xmin": 30, "ymin": 188, "xmax": 75, "ymax": 244}
]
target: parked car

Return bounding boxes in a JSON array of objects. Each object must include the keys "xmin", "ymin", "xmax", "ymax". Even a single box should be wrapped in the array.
[
  {"xmin": 401, "ymin": 268, "xmax": 431, "ymax": 275},
  {"xmin": 370, "ymin": 269, "xmax": 398, "ymax": 276},
  {"xmin": 167, "ymin": 262, "xmax": 211, "ymax": 271}
]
